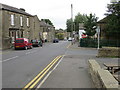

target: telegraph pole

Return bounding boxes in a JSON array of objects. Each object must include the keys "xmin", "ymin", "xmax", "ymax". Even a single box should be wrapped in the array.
[{"xmin": 71, "ymin": 4, "xmax": 73, "ymax": 38}]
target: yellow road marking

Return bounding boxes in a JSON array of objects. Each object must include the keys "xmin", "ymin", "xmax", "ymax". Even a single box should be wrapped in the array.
[
  {"xmin": 23, "ymin": 55, "xmax": 62, "ymax": 90},
  {"xmin": 29, "ymin": 55, "xmax": 62, "ymax": 89}
]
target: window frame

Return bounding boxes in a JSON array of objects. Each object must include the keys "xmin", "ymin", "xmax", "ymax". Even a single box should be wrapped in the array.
[
  {"xmin": 20, "ymin": 16, "xmax": 23, "ymax": 27},
  {"xmin": 26, "ymin": 17, "xmax": 30, "ymax": 27},
  {"xmin": 10, "ymin": 14, "xmax": 15, "ymax": 26}
]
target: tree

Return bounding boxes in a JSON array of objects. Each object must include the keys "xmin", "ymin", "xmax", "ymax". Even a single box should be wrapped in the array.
[
  {"xmin": 84, "ymin": 13, "xmax": 98, "ymax": 37},
  {"xmin": 66, "ymin": 13, "xmax": 87, "ymax": 32},
  {"xmin": 66, "ymin": 19, "xmax": 72, "ymax": 32},
  {"xmin": 41, "ymin": 19, "xmax": 53, "ymax": 26},
  {"xmin": 105, "ymin": 1, "xmax": 120, "ymax": 39},
  {"xmin": 56, "ymin": 33, "xmax": 64, "ymax": 40},
  {"xmin": 74, "ymin": 13, "xmax": 87, "ymax": 31}
]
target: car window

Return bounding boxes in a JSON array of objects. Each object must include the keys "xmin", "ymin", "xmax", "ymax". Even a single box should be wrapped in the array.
[
  {"xmin": 15, "ymin": 39, "xmax": 24, "ymax": 43},
  {"xmin": 32, "ymin": 40, "xmax": 37, "ymax": 42}
]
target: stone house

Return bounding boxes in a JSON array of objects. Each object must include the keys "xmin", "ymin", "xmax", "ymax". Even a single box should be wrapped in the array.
[
  {"xmin": 47, "ymin": 24, "xmax": 55, "ymax": 42},
  {"xmin": 40, "ymin": 21, "xmax": 55, "ymax": 42},
  {"xmin": 97, "ymin": 16, "xmax": 118, "ymax": 40},
  {"xmin": 55, "ymin": 29, "xmax": 67, "ymax": 40},
  {"xmin": 0, "ymin": 3, "xmax": 55, "ymax": 49},
  {"xmin": 33, "ymin": 15, "xmax": 43, "ymax": 40},
  {"xmin": 0, "ymin": 3, "xmax": 34, "ymax": 49},
  {"xmin": 40, "ymin": 21, "xmax": 48, "ymax": 40},
  {"xmin": 97, "ymin": 17, "xmax": 107, "ymax": 39}
]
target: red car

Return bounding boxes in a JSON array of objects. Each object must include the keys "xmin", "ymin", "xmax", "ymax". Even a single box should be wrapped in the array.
[{"xmin": 14, "ymin": 38, "xmax": 33, "ymax": 50}]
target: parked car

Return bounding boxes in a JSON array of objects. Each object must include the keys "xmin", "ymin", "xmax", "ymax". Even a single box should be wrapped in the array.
[
  {"xmin": 53, "ymin": 38, "xmax": 59, "ymax": 43},
  {"xmin": 31, "ymin": 39, "xmax": 43, "ymax": 47},
  {"xmin": 68, "ymin": 37, "xmax": 72, "ymax": 41},
  {"xmin": 14, "ymin": 38, "xmax": 33, "ymax": 50}
]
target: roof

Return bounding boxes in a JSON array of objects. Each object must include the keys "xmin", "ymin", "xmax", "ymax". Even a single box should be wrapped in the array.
[
  {"xmin": 40, "ymin": 21, "xmax": 53, "ymax": 27},
  {"xmin": 0, "ymin": 3, "xmax": 33, "ymax": 16},
  {"xmin": 97, "ymin": 16, "xmax": 109, "ymax": 24},
  {"xmin": 40, "ymin": 21, "xmax": 47, "ymax": 27}
]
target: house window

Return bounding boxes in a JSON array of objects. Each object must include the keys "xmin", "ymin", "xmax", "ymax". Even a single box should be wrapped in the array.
[
  {"xmin": 27, "ymin": 17, "xmax": 30, "ymax": 27},
  {"xmin": 11, "ymin": 14, "xmax": 15, "ymax": 26},
  {"xmin": 9, "ymin": 31, "xmax": 11, "ymax": 37},
  {"xmin": 21, "ymin": 31, "xmax": 24, "ymax": 37},
  {"xmin": 20, "ymin": 16, "xmax": 23, "ymax": 26}
]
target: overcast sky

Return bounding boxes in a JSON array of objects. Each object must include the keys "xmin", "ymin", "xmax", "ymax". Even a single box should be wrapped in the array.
[{"xmin": 1, "ymin": 0, "xmax": 111, "ymax": 29}]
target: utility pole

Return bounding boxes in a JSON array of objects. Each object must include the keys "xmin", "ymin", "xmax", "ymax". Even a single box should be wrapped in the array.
[{"xmin": 71, "ymin": 4, "xmax": 73, "ymax": 38}]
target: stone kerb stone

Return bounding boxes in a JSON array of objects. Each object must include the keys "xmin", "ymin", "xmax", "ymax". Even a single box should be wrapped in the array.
[
  {"xmin": 88, "ymin": 59, "xmax": 119, "ymax": 89},
  {"xmin": 88, "ymin": 59, "xmax": 101, "ymax": 88},
  {"xmin": 98, "ymin": 69, "xmax": 118, "ymax": 89}
]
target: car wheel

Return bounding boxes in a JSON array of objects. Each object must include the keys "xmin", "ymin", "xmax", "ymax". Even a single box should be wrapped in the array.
[
  {"xmin": 25, "ymin": 46, "xmax": 27, "ymax": 50},
  {"xmin": 40, "ymin": 44, "xmax": 42, "ymax": 47}
]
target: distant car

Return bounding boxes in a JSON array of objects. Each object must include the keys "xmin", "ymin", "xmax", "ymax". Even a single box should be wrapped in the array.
[
  {"xmin": 53, "ymin": 38, "xmax": 59, "ymax": 43},
  {"xmin": 14, "ymin": 38, "xmax": 33, "ymax": 50},
  {"xmin": 31, "ymin": 40, "xmax": 43, "ymax": 47},
  {"xmin": 64, "ymin": 37, "xmax": 67, "ymax": 41},
  {"xmin": 68, "ymin": 37, "xmax": 72, "ymax": 41}
]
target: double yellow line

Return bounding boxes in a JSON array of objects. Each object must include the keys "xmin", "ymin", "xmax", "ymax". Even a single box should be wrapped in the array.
[{"xmin": 23, "ymin": 55, "xmax": 62, "ymax": 90}]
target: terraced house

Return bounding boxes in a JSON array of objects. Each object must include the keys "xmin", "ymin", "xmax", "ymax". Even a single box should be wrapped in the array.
[
  {"xmin": 40, "ymin": 20, "xmax": 55, "ymax": 42},
  {"xmin": 0, "ymin": 3, "xmax": 35, "ymax": 49},
  {"xmin": 0, "ymin": 3, "xmax": 55, "ymax": 50}
]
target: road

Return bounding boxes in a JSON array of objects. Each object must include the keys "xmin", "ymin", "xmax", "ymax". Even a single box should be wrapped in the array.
[{"xmin": 2, "ymin": 41, "xmax": 69, "ymax": 88}]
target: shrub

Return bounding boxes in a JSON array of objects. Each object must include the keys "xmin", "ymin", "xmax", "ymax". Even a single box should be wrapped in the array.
[{"xmin": 79, "ymin": 38, "xmax": 120, "ymax": 48}]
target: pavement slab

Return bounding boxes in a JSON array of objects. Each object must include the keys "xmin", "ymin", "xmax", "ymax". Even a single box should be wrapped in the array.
[
  {"xmin": 40, "ymin": 43, "xmax": 97, "ymax": 88},
  {"xmin": 40, "ymin": 55, "xmax": 95, "ymax": 88}
]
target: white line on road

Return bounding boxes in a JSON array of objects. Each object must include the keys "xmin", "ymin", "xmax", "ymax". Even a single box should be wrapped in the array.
[
  {"xmin": 36, "ymin": 55, "xmax": 65, "ymax": 88},
  {"xmin": 2, "ymin": 56, "xmax": 19, "ymax": 62},
  {"xmin": 25, "ymin": 50, "xmax": 37, "ymax": 55},
  {"xmin": 25, "ymin": 52, "xmax": 31, "ymax": 55}
]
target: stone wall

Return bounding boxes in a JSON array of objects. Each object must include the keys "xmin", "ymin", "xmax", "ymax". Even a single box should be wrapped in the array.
[
  {"xmin": 0, "ymin": 10, "xmax": 2, "ymax": 49},
  {"xmin": 88, "ymin": 59, "xmax": 119, "ymax": 89},
  {"xmin": 98, "ymin": 47, "xmax": 120, "ymax": 57}
]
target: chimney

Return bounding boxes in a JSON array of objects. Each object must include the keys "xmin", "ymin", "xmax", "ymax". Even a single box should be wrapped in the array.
[{"xmin": 20, "ymin": 8, "xmax": 25, "ymax": 11}]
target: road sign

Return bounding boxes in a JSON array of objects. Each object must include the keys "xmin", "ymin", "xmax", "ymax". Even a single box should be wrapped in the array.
[{"xmin": 96, "ymin": 26, "xmax": 100, "ymax": 33}]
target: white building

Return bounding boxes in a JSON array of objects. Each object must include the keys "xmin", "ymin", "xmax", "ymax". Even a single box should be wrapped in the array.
[{"xmin": 79, "ymin": 30, "xmax": 86, "ymax": 39}]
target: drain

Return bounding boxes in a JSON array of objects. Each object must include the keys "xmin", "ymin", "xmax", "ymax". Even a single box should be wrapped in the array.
[{"xmin": 78, "ymin": 66, "xmax": 84, "ymax": 69}]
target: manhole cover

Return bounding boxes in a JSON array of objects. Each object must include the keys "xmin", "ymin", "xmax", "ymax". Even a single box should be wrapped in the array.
[{"xmin": 78, "ymin": 67, "xmax": 84, "ymax": 69}]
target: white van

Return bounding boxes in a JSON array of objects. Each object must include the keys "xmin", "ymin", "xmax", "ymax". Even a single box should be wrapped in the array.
[{"xmin": 68, "ymin": 37, "xmax": 72, "ymax": 41}]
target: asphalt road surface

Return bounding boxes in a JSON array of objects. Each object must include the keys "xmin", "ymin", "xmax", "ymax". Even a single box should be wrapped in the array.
[{"xmin": 2, "ymin": 41, "xmax": 69, "ymax": 88}]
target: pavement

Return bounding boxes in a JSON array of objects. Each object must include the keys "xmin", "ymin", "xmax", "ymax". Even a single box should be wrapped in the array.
[
  {"xmin": 39, "ymin": 42, "xmax": 120, "ymax": 88},
  {"xmin": 39, "ymin": 43, "xmax": 98, "ymax": 88}
]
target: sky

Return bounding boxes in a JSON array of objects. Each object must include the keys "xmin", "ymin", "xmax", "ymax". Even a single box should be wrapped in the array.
[{"xmin": 0, "ymin": 0, "xmax": 111, "ymax": 29}]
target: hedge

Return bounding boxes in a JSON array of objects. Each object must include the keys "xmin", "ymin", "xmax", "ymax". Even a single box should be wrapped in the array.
[{"xmin": 79, "ymin": 38, "xmax": 120, "ymax": 48}]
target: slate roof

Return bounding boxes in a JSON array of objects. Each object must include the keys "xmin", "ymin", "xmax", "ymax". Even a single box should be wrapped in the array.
[
  {"xmin": 0, "ymin": 3, "xmax": 33, "ymax": 16},
  {"xmin": 40, "ymin": 21, "xmax": 47, "ymax": 27}
]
